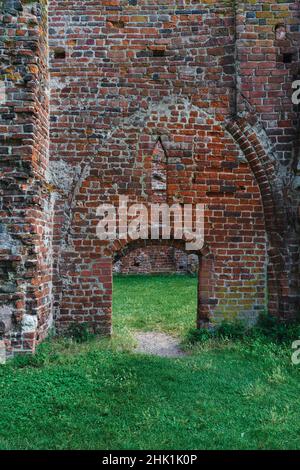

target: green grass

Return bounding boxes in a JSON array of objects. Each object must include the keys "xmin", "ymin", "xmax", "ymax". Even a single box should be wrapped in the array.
[
  {"xmin": 0, "ymin": 274, "xmax": 299, "ymax": 450},
  {"xmin": 113, "ymin": 273, "xmax": 198, "ymax": 336}
]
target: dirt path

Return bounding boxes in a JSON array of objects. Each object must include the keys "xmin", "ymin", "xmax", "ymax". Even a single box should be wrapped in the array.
[{"xmin": 134, "ymin": 331, "xmax": 185, "ymax": 358}]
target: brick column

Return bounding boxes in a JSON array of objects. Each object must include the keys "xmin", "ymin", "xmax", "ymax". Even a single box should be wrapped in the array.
[{"xmin": 0, "ymin": 0, "xmax": 53, "ymax": 357}]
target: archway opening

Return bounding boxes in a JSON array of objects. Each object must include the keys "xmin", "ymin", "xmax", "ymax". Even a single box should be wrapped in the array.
[{"xmin": 112, "ymin": 242, "xmax": 199, "ymax": 338}]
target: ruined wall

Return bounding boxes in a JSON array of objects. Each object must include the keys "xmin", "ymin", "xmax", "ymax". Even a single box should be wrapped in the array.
[
  {"xmin": 233, "ymin": 0, "xmax": 300, "ymax": 316},
  {"xmin": 1, "ymin": 1, "xmax": 299, "ymax": 356},
  {"xmin": 48, "ymin": 0, "xmax": 269, "ymax": 332},
  {"xmin": 114, "ymin": 246, "xmax": 183, "ymax": 275},
  {"xmin": 0, "ymin": 0, "xmax": 53, "ymax": 357},
  {"xmin": 113, "ymin": 245, "xmax": 198, "ymax": 275}
]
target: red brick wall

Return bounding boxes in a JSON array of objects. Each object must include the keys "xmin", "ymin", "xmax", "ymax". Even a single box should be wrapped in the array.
[
  {"xmin": 113, "ymin": 245, "xmax": 197, "ymax": 275},
  {"xmin": 1, "ymin": 1, "xmax": 299, "ymax": 356},
  {"xmin": 48, "ymin": 0, "xmax": 270, "ymax": 332},
  {"xmin": 114, "ymin": 246, "xmax": 181, "ymax": 275},
  {"xmin": 234, "ymin": 1, "xmax": 300, "ymax": 317},
  {"xmin": 0, "ymin": 0, "xmax": 53, "ymax": 357}
]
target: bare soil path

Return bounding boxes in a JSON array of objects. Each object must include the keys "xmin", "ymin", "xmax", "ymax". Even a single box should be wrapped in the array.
[{"xmin": 134, "ymin": 331, "xmax": 185, "ymax": 358}]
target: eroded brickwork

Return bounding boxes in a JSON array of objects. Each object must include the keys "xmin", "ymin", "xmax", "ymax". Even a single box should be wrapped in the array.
[
  {"xmin": 48, "ymin": 0, "xmax": 262, "ymax": 331},
  {"xmin": 0, "ymin": 1, "xmax": 300, "ymax": 356},
  {"xmin": 234, "ymin": 0, "xmax": 300, "ymax": 317},
  {"xmin": 0, "ymin": 0, "xmax": 53, "ymax": 356},
  {"xmin": 47, "ymin": 0, "xmax": 299, "ymax": 332}
]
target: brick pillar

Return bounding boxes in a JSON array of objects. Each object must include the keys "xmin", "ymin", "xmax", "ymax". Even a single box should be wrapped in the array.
[
  {"xmin": 235, "ymin": 1, "xmax": 300, "ymax": 319},
  {"xmin": 0, "ymin": 0, "xmax": 53, "ymax": 357}
]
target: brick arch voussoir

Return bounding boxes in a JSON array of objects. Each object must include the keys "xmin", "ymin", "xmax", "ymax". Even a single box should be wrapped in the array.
[
  {"xmin": 226, "ymin": 120, "xmax": 282, "ymax": 234},
  {"xmin": 69, "ymin": 95, "xmax": 210, "ymax": 216},
  {"xmin": 226, "ymin": 118, "xmax": 287, "ymax": 316}
]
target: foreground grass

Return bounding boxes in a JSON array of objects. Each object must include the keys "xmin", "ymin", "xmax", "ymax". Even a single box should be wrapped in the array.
[
  {"xmin": 0, "ymin": 337, "xmax": 299, "ymax": 450},
  {"xmin": 113, "ymin": 274, "xmax": 198, "ymax": 336},
  {"xmin": 0, "ymin": 274, "xmax": 299, "ymax": 450}
]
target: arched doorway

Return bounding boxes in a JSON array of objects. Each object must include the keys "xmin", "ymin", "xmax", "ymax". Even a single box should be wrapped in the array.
[
  {"xmin": 112, "ymin": 240, "xmax": 200, "ymax": 336},
  {"xmin": 53, "ymin": 101, "xmax": 269, "ymax": 335}
]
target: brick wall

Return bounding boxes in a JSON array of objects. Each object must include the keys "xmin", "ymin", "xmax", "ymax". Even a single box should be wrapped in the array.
[
  {"xmin": 234, "ymin": 0, "xmax": 300, "ymax": 317},
  {"xmin": 0, "ymin": 0, "xmax": 53, "ymax": 356},
  {"xmin": 113, "ymin": 245, "xmax": 198, "ymax": 274},
  {"xmin": 0, "ymin": 1, "xmax": 299, "ymax": 356},
  {"xmin": 48, "ymin": 0, "xmax": 268, "ymax": 332}
]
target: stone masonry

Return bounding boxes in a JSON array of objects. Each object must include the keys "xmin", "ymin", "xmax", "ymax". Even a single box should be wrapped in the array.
[{"xmin": 0, "ymin": 0, "xmax": 300, "ymax": 357}]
